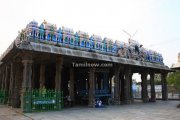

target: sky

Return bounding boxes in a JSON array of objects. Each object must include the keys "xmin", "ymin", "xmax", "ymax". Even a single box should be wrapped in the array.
[{"xmin": 0, "ymin": 0, "xmax": 180, "ymax": 71}]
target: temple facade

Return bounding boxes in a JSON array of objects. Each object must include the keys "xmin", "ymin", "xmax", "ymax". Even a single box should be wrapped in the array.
[{"xmin": 0, "ymin": 20, "xmax": 172, "ymax": 111}]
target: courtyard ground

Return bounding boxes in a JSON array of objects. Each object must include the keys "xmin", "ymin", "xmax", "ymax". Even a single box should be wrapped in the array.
[{"xmin": 0, "ymin": 100, "xmax": 180, "ymax": 120}]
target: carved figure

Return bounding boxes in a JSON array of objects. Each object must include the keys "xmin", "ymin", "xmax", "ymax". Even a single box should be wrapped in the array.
[{"xmin": 22, "ymin": 20, "xmax": 164, "ymax": 64}]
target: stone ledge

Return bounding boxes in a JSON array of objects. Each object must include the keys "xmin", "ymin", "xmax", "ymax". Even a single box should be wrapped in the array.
[{"xmin": 16, "ymin": 42, "xmax": 170, "ymax": 71}]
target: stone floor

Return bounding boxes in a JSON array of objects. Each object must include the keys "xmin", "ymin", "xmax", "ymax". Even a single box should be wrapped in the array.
[
  {"xmin": 0, "ymin": 105, "xmax": 31, "ymax": 120},
  {"xmin": 0, "ymin": 100, "xmax": 180, "ymax": 120}
]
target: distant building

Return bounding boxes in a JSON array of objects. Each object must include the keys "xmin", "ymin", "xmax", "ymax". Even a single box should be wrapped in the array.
[{"xmin": 171, "ymin": 53, "xmax": 180, "ymax": 70}]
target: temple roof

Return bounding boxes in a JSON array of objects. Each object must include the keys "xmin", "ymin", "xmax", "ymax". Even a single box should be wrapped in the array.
[{"xmin": 0, "ymin": 38, "xmax": 172, "ymax": 72}]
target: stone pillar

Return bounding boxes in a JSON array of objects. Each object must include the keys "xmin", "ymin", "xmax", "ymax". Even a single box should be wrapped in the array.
[
  {"xmin": 114, "ymin": 65, "xmax": 121, "ymax": 105},
  {"xmin": 0, "ymin": 70, "xmax": 1, "ymax": 90},
  {"xmin": 88, "ymin": 68, "xmax": 95, "ymax": 107},
  {"xmin": 161, "ymin": 72, "xmax": 168, "ymax": 101},
  {"xmin": 124, "ymin": 68, "xmax": 132, "ymax": 104},
  {"xmin": 141, "ymin": 72, "xmax": 148, "ymax": 103},
  {"xmin": 5, "ymin": 64, "xmax": 11, "ymax": 105},
  {"xmin": 150, "ymin": 72, "xmax": 156, "ymax": 102},
  {"xmin": 21, "ymin": 57, "xmax": 33, "ymax": 108},
  {"xmin": 5, "ymin": 65, "xmax": 10, "ymax": 92},
  {"xmin": 0, "ymin": 70, "xmax": 2, "ymax": 90},
  {"xmin": 31, "ymin": 64, "xmax": 36, "ymax": 89},
  {"xmin": 69, "ymin": 68, "xmax": 75, "ymax": 103},
  {"xmin": 39, "ymin": 64, "xmax": 46, "ymax": 88},
  {"xmin": 8, "ymin": 63, "xmax": 14, "ymax": 105},
  {"xmin": 1, "ymin": 68, "xmax": 5, "ymax": 89},
  {"xmin": 12, "ymin": 61, "xmax": 23, "ymax": 108},
  {"xmin": 3, "ymin": 65, "xmax": 10, "ymax": 106},
  {"xmin": 120, "ymin": 70, "xmax": 125, "ymax": 102},
  {"xmin": 22, "ymin": 60, "xmax": 33, "ymax": 91},
  {"xmin": 55, "ymin": 56, "xmax": 63, "ymax": 91},
  {"xmin": 129, "ymin": 73, "xmax": 133, "ymax": 103}
]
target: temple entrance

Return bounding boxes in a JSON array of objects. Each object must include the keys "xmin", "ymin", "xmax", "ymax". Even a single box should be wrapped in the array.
[
  {"xmin": 45, "ymin": 63, "xmax": 55, "ymax": 89},
  {"xmin": 74, "ymin": 69, "xmax": 111, "ymax": 106},
  {"xmin": 75, "ymin": 69, "xmax": 89, "ymax": 105}
]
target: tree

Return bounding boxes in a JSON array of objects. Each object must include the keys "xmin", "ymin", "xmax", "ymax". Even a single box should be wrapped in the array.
[
  {"xmin": 167, "ymin": 71, "xmax": 180, "ymax": 91},
  {"xmin": 154, "ymin": 74, "xmax": 161, "ymax": 85}
]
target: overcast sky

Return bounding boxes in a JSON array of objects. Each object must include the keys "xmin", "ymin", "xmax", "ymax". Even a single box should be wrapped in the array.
[{"xmin": 0, "ymin": 0, "xmax": 180, "ymax": 68}]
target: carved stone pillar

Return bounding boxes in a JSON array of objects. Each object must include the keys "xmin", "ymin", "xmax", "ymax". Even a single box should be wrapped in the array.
[
  {"xmin": 40, "ymin": 64, "xmax": 46, "ymax": 88},
  {"xmin": 1, "ymin": 68, "xmax": 5, "ymax": 89},
  {"xmin": 8, "ymin": 63, "xmax": 14, "ymax": 105},
  {"xmin": 88, "ymin": 68, "xmax": 95, "ymax": 107},
  {"xmin": 4, "ymin": 66, "xmax": 7, "ymax": 91},
  {"xmin": 129, "ymin": 73, "xmax": 133, "ymax": 103},
  {"xmin": 5, "ymin": 64, "xmax": 11, "ymax": 105},
  {"xmin": 69, "ymin": 68, "xmax": 75, "ymax": 103},
  {"xmin": 161, "ymin": 72, "xmax": 168, "ymax": 101},
  {"xmin": 12, "ymin": 60, "xmax": 23, "ymax": 108},
  {"xmin": 114, "ymin": 65, "xmax": 121, "ymax": 105},
  {"xmin": 150, "ymin": 72, "xmax": 156, "ymax": 102},
  {"xmin": 124, "ymin": 68, "xmax": 132, "ymax": 104},
  {"xmin": 22, "ymin": 60, "xmax": 33, "ymax": 91},
  {"xmin": 55, "ymin": 56, "xmax": 63, "ymax": 91},
  {"xmin": 31, "ymin": 64, "xmax": 36, "ymax": 89},
  {"xmin": 141, "ymin": 72, "xmax": 148, "ymax": 103},
  {"xmin": 0, "ymin": 70, "xmax": 1, "ymax": 89},
  {"xmin": 120, "ymin": 70, "xmax": 125, "ymax": 102},
  {"xmin": 5, "ymin": 65, "xmax": 10, "ymax": 93},
  {"xmin": 21, "ymin": 57, "xmax": 33, "ymax": 108},
  {"xmin": 0, "ymin": 70, "xmax": 3, "ymax": 90}
]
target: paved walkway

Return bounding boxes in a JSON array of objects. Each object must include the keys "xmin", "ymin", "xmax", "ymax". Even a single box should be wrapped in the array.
[
  {"xmin": 0, "ymin": 101, "xmax": 180, "ymax": 120},
  {"xmin": 0, "ymin": 105, "xmax": 31, "ymax": 120}
]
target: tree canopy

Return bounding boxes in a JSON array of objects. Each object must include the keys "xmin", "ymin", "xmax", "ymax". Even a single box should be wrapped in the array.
[{"xmin": 167, "ymin": 71, "xmax": 180, "ymax": 90}]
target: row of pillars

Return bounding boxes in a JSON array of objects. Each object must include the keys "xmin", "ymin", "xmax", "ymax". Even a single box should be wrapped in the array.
[
  {"xmin": 113, "ymin": 65, "xmax": 133, "ymax": 105},
  {"xmin": 141, "ymin": 71, "xmax": 168, "ymax": 102},
  {"xmin": 0, "ymin": 60, "xmax": 23, "ymax": 107},
  {"xmin": 21, "ymin": 55, "xmax": 64, "ymax": 108},
  {"xmin": 0, "ymin": 55, "xmax": 168, "ymax": 108},
  {"xmin": 22, "ymin": 56, "xmax": 63, "ymax": 91},
  {"xmin": 0, "ymin": 55, "xmax": 65, "ymax": 108},
  {"xmin": 89, "ymin": 65, "xmax": 168, "ymax": 107}
]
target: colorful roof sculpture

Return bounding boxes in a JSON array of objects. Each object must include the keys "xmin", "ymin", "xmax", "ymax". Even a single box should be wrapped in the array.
[
  {"xmin": 0, "ymin": 20, "xmax": 171, "ymax": 71},
  {"xmin": 22, "ymin": 20, "xmax": 164, "ymax": 64}
]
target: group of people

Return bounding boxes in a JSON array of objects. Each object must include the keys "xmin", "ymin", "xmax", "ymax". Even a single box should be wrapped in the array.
[{"xmin": 95, "ymin": 98, "xmax": 104, "ymax": 108}]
